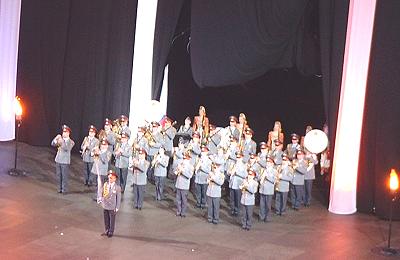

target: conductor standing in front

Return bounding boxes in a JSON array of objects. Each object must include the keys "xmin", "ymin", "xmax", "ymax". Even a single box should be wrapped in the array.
[{"xmin": 99, "ymin": 170, "xmax": 122, "ymax": 238}]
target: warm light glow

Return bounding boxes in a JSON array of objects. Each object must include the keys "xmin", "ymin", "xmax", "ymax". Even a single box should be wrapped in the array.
[
  {"xmin": 329, "ymin": 0, "xmax": 377, "ymax": 214},
  {"xmin": 389, "ymin": 169, "xmax": 399, "ymax": 191},
  {"xmin": 14, "ymin": 96, "xmax": 22, "ymax": 118}
]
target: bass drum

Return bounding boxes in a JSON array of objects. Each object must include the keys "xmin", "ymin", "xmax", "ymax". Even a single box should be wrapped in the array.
[{"xmin": 304, "ymin": 129, "xmax": 329, "ymax": 154}]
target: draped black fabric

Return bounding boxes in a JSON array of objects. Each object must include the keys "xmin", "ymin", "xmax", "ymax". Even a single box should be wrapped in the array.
[
  {"xmin": 358, "ymin": 0, "xmax": 400, "ymax": 219},
  {"xmin": 190, "ymin": 0, "xmax": 311, "ymax": 87},
  {"xmin": 151, "ymin": 0, "xmax": 185, "ymax": 99},
  {"xmin": 17, "ymin": 0, "xmax": 137, "ymax": 147}
]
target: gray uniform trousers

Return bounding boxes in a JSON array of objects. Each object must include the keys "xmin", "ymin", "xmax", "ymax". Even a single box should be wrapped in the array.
[
  {"xmin": 116, "ymin": 167, "xmax": 129, "ymax": 192},
  {"xmin": 293, "ymin": 185, "xmax": 305, "ymax": 209},
  {"xmin": 83, "ymin": 162, "xmax": 94, "ymax": 185},
  {"xmin": 195, "ymin": 183, "xmax": 207, "ymax": 207},
  {"xmin": 230, "ymin": 189, "xmax": 241, "ymax": 215},
  {"xmin": 304, "ymin": 179, "xmax": 313, "ymax": 206},
  {"xmin": 147, "ymin": 155, "xmax": 154, "ymax": 182},
  {"xmin": 207, "ymin": 196, "xmax": 220, "ymax": 223},
  {"xmin": 241, "ymin": 205, "xmax": 254, "ymax": 229},
  {"xmin": 104, "ymin": 210, "xmax": 116, "ymax": 234},
  {"xmin": 133, "ymin": 184, "xmax": 146, "ymax": 209},
  {"xmin": 176, "ymin": 189, "xmax": 189, "ymax": 216},
  {"xmin": 56, "ymin": 163, "xmax": 69, "ymax": 192},
  {"xmin": 155, "ymin": 176, "xmax": 166, "ymax": 200},
  {"xmin": 275, "ymin": 191, "xmax": 289, "ymax": 214},
  {"xmin": 259, "ymin": 194, "xmax": 273, "ymax": 221}
]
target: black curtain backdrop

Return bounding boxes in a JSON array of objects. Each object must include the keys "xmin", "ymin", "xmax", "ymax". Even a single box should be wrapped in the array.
[
  {"xmin": 358, "ymin": 0, "xmax": 400, "ymax": 219},
  {"xmin": 152, "ymin": 0, "xmax": 185, "ymax": 99},
  {"xmin": 166, "ymin": 1, "xmax": 325, "ymax": 152},
  {"xmin": 17, "ymin": 0, "xmax": 137, "ymax": 147}
]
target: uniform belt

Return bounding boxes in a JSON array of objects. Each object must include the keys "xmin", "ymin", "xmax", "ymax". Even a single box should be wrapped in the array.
[{"xmin": 295, "ymin": 169, "xmax": 305, "ymax": 175}]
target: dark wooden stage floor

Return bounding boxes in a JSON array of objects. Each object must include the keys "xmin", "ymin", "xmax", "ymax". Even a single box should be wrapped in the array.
[{"xmin": 0, "ymin": 141, "xmax": 398, "ymax": 259}]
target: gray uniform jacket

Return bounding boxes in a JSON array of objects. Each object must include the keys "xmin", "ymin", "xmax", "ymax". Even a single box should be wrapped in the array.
[
  {"xmin": 188, "ymin": 142, "xmax": 201, "ymax": 165},
  {"xmin": 305, "ymin": 155, "xmax": 318, "ymax": 180},
  {"xmin": 226, "ymin": 145, "xmax": 238, "ymax": 172},
  {"xmin": 114, "ymin": 142, "xmax": 132, "ymax": 168},
  {"xmin": 172, "ymin": 148, "xmax": 185, "ymax": 170},
  {"xmin": 292, "ymin": 159, "xmax": 307, "ymax": 185},
  {"xmin": 242, "ymin": 139, "xmax": 256, "ymax": 162},
  {"xmin": 81, "ymin": 137, "xmax": 99, "ymax": 163},
  {"xmin": 91, "ymin": 151, "xmax": 112, "ymax": 176},
  {"xmin": 134, "ymin": 136, "xmax": 149, "ymax": 156},
  {"xmin": 285, "ymin": 143, "xmax": 301, "ymax": 160},
  {"xmin": 51, "ymin": 137, "xmax": 75, "ymax": 164},
  {"xmin": 175, "ymin": 160, "xmax": 194, "ymax": 190},
  {"xmin": 206, "ymin": 170, "xmax": 225, "ymax": 198},
  {"xmin": 271, "ymin": 149, "xmax": 284, "ymax": 165},
  {"xmin": 226, "ymin": 126, "xmax": 240, "ymax": 140},
  {"xmin": 276, "ymin": 165, "xmax": 293, "ymax": 192},
  {"xmin": 240, "ymin": 178, "xmax": 258, "ymax": 205},
  {"xmin": 148, "ymin": 132, "xmax": 163, "ymax": 156},
  {"xmin": 121, "ymin": 126, "xmax": 131, "ymax": 137},
  {"xmin": 207, "ymin": 133, "xmax": 221, "ymax": 154},
  {"xmin": 105, "ymin": 131, "xmax": 116, "ymax": 152},
  {"xmin": 259, "ymin": 167, "xmax": 277, "ymax": 195},
  {"xmin": 154, "ymin": 154, "xmax": 169, "ymax": 177},
  {"xmin": 195, "ymin": 155, "xmax": 212, "ymax": 184},
  {"xmin": 163, "ymin": 127, "xmax": 177, "ymax": 152},
  {"xmin": 133, "ymin": 160, "xmax": 149, "ymax": 185},
  {"xmin": 99, "ymin": 182, "xmax": 121, "ymax": 211},
  {"xmin": 229, "ymin": 160, "xmax": 247, "ymax": 189},
  {"xmin": 177, "ymin": 125, "xmax": 193, "ymax": 146}
]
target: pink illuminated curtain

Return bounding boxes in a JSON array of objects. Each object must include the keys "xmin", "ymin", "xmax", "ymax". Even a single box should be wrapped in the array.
[
  {"xmin": 0, "ymin": 0, "xmax": 21, "ymax": 141},
  {"xmin": 329, "ymin": 0, "xmax": 377, "ymax": 214}
]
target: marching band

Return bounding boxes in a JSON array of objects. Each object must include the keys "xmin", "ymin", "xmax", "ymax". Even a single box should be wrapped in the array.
[{"xmin": 51, "ymin": 106, "xmax": 330, "ymax": 235}]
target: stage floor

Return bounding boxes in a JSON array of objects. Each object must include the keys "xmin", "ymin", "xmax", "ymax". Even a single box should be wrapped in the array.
[{"xmin": 0, "ymin": 141, "xmax": 398, "ymax": 259}]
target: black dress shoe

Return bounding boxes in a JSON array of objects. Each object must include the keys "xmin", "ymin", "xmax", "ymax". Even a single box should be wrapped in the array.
[
  {"xmin": 107, "ymin": 233, "xmax": 113, "ymax": 238},
  {"xmin": 101, "ymin": 232, "xmax": 108, "ymax": 236}
]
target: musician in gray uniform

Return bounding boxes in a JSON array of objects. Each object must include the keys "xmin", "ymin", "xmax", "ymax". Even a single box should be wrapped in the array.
[
  {"xmin": 102, "ymin": 118, "xmax": 116, "ymax": 154},
  {"xmin": 242, "ymin": 128, "xmax": 257, "ymax": 163},
  {"xmin": 114, "ymin": 132, "xmax": 132, "ymax": 193},
  {"xmin": 91, "ymin": 139, "xmax": 112, "ymax": 200},
  {"xmin": 133, "ymin": 126, "xmax": 149, "ymax": 157},
  {"xmin": 259, "ymin": 156, "xmax": 277, "ymax": 222},
  {"xmin": 226, "ymin": 116, "xmax": 240, "ymax": 140},
  {"xmin": 194, "ymin": 146, "xmax": 212, "ymax": 208},
  {"xmin": 211, "ymin": 147, "xmax": 226, "ymax": 174},
  {"xmin": 170, "ymin": 142, "xmax": 185, "ymax": 178},
  {"xmin": 132, "ymin": 148, "xmax": 149, "ymax": 210},
  {"xmin": 81, "ymin": 125, "xmax": 99, "ymax": 186},
  {"xmin": 153, "ymin": 147, "xmax": 170, "ymax": 201},
  {"xmin": 247, "ymin": 153, "xmax": 262, "ymax": 180},
  {"xmin": 239, "ymin": 169, "xmax": 258, "ymax": 230},
  {"xmin": 98, "ymin": 170, "xmax": 121, "ymax": 238},
  {"xmin": 207, "ymin": 124, "xmax": 221, "ymax": 155},
  {"xmin": 257, "ymin": 142, "xmax": 269, "ymax": 168},
  {"xmin": 147, "ymin": 121, "xmax": 163, "ymax": 183},
  {"xmin": 271, "ymin": 139, "xmax": 284, "ymax": 166},
  {"xmin": 285, "ymin": 133, "xmax": 301, "ymax": 160},
  {"xmin": 304, "ymin": 151, "xmax": 318, "ymax": 207},
  {"xmin": 286, "ymin": 134, "xmax": 300, "ymax": 206},
  {"xmin": 292, "ymin": 149, "xmax": 308, "ymax": 210},
  {"xmin": 229, "ymin": 152, "xmax": 247, "ymax": 216},
  {"xmin": 275, "ymin": 154, "xmax": 293, "ymax": 215},
  {"xmin": 177, "ymin": 116, "xmax": 193, "ymax": 147},
  {"xmin": 187, "ymin": 132, "xmax": 201, "ymax": 165},
  {"xmin": 119, "ymin": 115, "xmax": 131, "ymax": 137},
  {"xmin": 51, "ymin": 125, "xmax": 75, "ymax": 194},
  {"xmin": 206, "ymin": 162, "xmax": 225, "ymax": 224},
  {"xmin": 175, "ymin": 152, "xmax": 194, "ymax": 217},
  {"xmin": 162, "ymin": 117, "xmax": 176, "ymax": 157}
]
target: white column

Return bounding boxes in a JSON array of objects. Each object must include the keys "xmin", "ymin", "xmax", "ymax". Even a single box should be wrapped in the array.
[
  {"xmin": 0, "ymin": 0, "xmax": 22, "ymax": 141},
  {"xmin": 329, "ymin": 0, "xmax": 377, "ymax": 214},
  {"xmin": 129, "ymin": 0, "xmax": 168, "ymax": 135}
]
